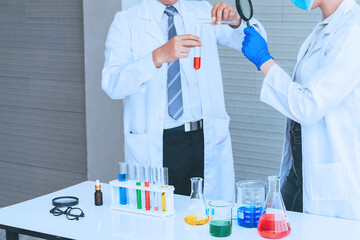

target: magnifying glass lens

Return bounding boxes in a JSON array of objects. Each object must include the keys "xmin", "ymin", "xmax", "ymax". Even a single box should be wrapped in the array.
[
  {"xmin": 239, "ymin": 0, "xmax": 252, "ymax": 19},
  {"xmin": 236, "ymin": 0, "xmax": 254, "ymax": 28}
]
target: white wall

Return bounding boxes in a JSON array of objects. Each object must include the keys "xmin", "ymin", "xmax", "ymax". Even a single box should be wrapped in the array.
[{"xmin": 83, "ymin": 0, "xmax": 124, "ymax": 183}]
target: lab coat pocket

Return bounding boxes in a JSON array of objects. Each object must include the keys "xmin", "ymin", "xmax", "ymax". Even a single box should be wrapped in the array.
[
  {"xmin": 309, "ymin": 162, "xmax": 347, "ymax": 201},
  {"xmin": 125, "ymin": 132, "xmax": 149, "ymax": 165},
  {"xmin": 214, "ymin": 118, "xmax": 230, "ymax": 146}
]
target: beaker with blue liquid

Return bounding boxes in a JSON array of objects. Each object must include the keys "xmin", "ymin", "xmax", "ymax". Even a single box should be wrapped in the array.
[{"xmin": 236, "ymin": 180, "xmax": 266, "ymax": 228}]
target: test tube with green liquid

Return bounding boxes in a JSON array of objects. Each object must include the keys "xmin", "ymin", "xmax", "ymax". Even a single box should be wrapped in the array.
[
  {"xmin": 135, "ymin": 165, "xmax": 142, "ymax": 209},
  {"xmin": 160, "ymin": 167, "xmax": 168, "ymax": 212}
]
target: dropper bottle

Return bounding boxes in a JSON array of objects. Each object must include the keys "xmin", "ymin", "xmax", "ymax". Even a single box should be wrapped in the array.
[{"xmin": 94, "ymin": 180, "xmax": 103, "ymax": 206}]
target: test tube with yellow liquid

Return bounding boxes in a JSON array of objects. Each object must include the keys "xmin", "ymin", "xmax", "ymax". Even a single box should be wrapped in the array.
[
  {"xmin": 184, "ymin": 177, "xmax": 209, "ymax": 226},
  {"xmin": 160, "ymin": 167, "xmax": 168, "ymax": 212}
]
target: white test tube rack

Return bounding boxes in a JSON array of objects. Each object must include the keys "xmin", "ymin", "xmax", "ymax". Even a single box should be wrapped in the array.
[{"xmin": 109, "ymin": 180, "xmax": 175, "ymax": 217}]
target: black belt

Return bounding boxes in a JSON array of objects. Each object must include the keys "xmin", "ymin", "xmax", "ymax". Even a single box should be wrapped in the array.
[{"xmin": 166, "ymin": 119, "xmax": 203, "ymax": 132}]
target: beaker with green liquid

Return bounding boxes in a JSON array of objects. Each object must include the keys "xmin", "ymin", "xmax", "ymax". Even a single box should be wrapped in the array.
[{"xmin": 209, "ymin": 201, "xmax": 233, "ymax": 238}]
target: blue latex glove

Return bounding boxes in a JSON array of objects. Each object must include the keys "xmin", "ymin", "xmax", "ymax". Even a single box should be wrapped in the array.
[{"xmin": 242, "ymin": 27, "xmax": 273, "ymax": 70}]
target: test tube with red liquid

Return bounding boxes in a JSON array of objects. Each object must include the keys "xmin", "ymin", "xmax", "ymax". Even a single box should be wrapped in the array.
[
  {"xmin": 194, "ymin": 24, "xmax": 202, "ymax": 70},
  {"xmin": 144, "ymin": 166, "xmax": 151, "ymax": 211}
]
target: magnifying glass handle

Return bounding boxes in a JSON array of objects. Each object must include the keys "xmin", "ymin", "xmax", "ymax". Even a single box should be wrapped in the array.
[{"xmin": 246, "ymin": 21, "xmax": 251, "ymax": 28}]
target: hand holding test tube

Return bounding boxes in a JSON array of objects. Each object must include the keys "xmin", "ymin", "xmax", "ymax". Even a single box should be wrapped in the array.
[{"xmin": 152, "ymin": 35, "xmax": 201, "ymax": 68}]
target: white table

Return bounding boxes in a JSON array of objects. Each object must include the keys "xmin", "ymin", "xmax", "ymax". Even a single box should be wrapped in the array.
[{"xmin": 0, "ymin": 181, "xmax": 358, "ymax": 240}]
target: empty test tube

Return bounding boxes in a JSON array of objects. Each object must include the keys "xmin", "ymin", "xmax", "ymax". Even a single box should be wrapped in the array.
[
  {"xmin": 151, "ymin": 167, "xmax": 159, "ymax": 212},
  {"xmin": 118, "ymin": 162, "xmax": 128, "ymax": 205},
  {"xmin": 197, "ymin": 18, "xmax": 239, "ymax": 25},
  {"xmin": 128, "ymin": 164, "xmax": 137, "ymax": 209}
]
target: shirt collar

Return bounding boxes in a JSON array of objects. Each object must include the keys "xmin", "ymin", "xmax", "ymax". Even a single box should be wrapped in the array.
[
  {"xmin": 320, "ymin": 13, "xmax": 333, "ymax": 26},
  {"xmin": 148, "ymin": 0, "xmax": 182, "ymax": 23}
]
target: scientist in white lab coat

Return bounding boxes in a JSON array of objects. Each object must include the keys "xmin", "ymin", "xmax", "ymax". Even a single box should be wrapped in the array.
[
  {"xmin": 242, "ymin": 0, "xmax": 360, "ymax": 220},
  {"xmin": 102, "ymin": 0, "xmax": 266, "ymax": 200}
]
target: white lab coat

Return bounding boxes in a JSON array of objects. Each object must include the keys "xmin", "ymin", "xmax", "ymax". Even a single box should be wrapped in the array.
[
  {"xmin": 102, "ymin": 0, "xmax": 265, "ymax": 201},
  {"xmin": 261, "ymin": 0, "xmax": 360, "ymax": 220}
]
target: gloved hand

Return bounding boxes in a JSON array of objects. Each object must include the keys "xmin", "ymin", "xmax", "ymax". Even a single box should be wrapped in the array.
[{"xmin": 242, "ymin": 27, "xmax": 273, "ymax": 70}]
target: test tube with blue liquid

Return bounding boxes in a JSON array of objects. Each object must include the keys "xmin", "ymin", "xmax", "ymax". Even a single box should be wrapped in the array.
[{"xmin": 118, "ymin": 162, "xmax": 128, "ymax": 205}]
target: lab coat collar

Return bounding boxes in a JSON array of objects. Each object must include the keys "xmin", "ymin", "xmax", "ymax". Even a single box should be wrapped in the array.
[
  {"xmin": 140, "ymin": 0, "xmax": 166, "ymax": 44},
  {"xmin": 140, "ymin": 0, "xmax": 189, "ymax": 45},
  {"xmin": 292, "ymin": 0, "xmax": 356, "ymax": 80},
  {"xmin": 322, "ymin": 0, "xmax": 355, "ymax": 34},
  {"xmin": 142, "ymin": 0, "xmax": 183, "ymax": 22},
  {"xmin": 146, "ymin": 0, "xmax": 182, "ymax": 24}
]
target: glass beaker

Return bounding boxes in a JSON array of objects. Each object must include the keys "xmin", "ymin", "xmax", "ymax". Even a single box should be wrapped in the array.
[
  {"xmin": 236, "ymin": 180, "xmax": 266, "ymax": 228},
  {"xmin": 184, "ymin": 177, "xmax": 209, "ymax": 226},
  {"xmin": 257, "ymin": 176, "xmax": 291, "ymax": 239},
  {"xmin": 209, "ymin": 201, "xmax": 233, "ymax": 238}
]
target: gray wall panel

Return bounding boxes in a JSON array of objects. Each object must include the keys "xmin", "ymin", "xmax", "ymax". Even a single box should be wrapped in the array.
[
  {"xmin": 83, "ymin": 0, "xmax": 124, "ymax": 183},
  {"xmin": 0, "ymin": 0, "xmax": 86, "ymax": 207}
]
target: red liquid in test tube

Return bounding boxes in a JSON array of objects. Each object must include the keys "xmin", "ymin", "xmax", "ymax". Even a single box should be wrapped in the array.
[
  {"xmin": 145, "ymin": 182, "xmax": 150, "ymax": 210},
  {"xmin": 194, "ymin": 57, "xmax": 201, "ymax": 70},
  {"xmin": 143, "ymin": 166, "xmax": 151, "ymax": 211}
]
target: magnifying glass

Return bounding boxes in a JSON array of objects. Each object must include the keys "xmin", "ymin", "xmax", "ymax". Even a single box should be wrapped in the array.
[
  {"xmin": 235, "ymin": 0, "xmax": 254, "ymax": 28},
  {"xmin": 52, "ymin": 196, "xmax": 79, "ymax": 207}
]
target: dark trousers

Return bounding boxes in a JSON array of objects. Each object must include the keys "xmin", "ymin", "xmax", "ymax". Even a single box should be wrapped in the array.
[
  {"xmin": 281, "ymin": 121, "xmax": 303, "ymax": 212},
  {"xmin": 163, "ymin": 128, "xmax": 204, "ymax": 196}
]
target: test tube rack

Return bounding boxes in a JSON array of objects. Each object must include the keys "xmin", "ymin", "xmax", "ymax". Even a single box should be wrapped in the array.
[{"xmin": 109, "ymin": 180, "xmax": 175, "ymax": 217}]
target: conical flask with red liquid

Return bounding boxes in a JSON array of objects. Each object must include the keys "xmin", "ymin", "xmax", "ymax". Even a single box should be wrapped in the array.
[{"xmin": 257, "ymin": 176, "xmax": 291, "ymax": 239}]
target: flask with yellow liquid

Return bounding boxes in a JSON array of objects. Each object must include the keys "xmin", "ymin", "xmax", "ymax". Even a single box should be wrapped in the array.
[{"xmin": 184, "ymin": 177, "xmax": 209, "ymax": 226}]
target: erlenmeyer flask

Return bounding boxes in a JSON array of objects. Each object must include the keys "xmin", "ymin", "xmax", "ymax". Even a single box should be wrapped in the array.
[
  {"xmin": 258, "ymin": 176, "xmax": 291, "ymax": 239},
  {"xmin": 184, "ymin": 177, "xmax": 209, "ymax": 226}
]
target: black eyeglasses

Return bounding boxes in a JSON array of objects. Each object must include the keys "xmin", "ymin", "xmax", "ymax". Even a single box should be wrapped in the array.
[{"xmin": 50, "ymin": 206, "xmax": 85, "ymax": 221}]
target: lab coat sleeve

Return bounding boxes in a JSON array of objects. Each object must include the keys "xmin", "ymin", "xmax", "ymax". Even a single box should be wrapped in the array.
[
  {"xmin": 102, "ymin": 12, "xmax": 159, "ymax": 100},
  {"xmin": 260, "ymin": 26, "xmax": 360, "ymax": 126}
]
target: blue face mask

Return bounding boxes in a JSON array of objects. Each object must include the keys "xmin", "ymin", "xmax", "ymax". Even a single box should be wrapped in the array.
[{"xmin": 291, "ymin": 0, "xmax": 315, "ymax": 11}]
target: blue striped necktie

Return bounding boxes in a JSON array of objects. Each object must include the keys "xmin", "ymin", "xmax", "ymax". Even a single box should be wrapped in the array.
[{"xmin": 164, "ymin": 6, "xmax": 183, "ymax": 120}]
